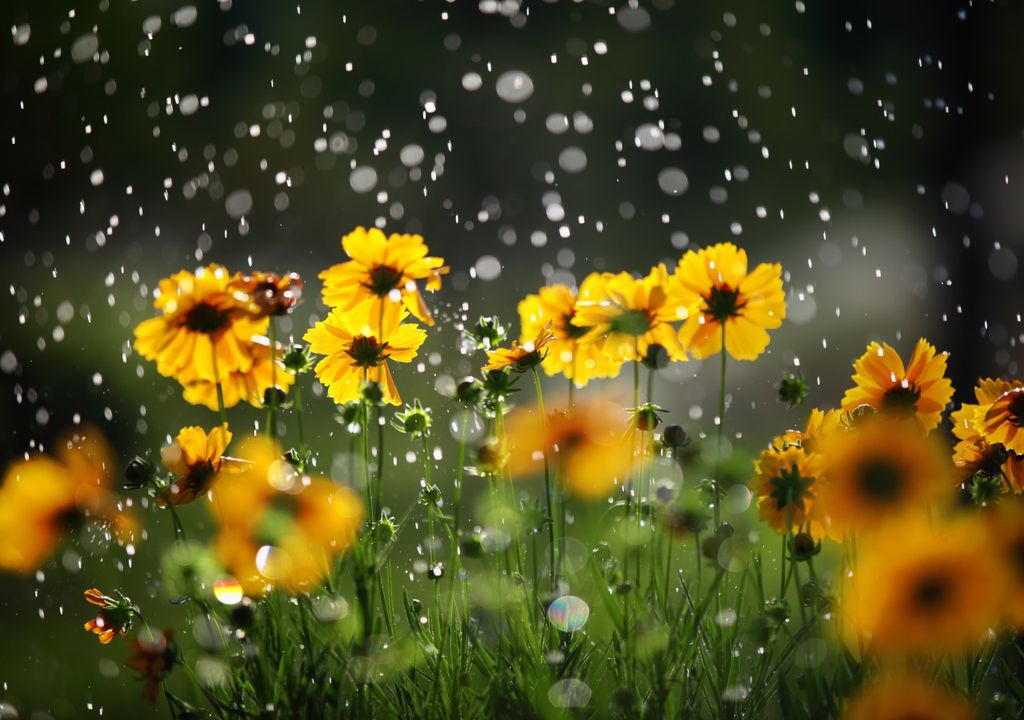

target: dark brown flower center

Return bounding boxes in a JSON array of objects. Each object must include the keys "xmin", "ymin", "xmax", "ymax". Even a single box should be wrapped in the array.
[
  {"xmin": 365, "ymin": 264, "xmax": 404, "ymax": 296},
  {"xmin": 346, "ymin": 335, "xmax": 388, "ymax": 368},
  {"xmin": 882, "ymin": 383, "xmax": 921, "ymax": 416},
  {"xmin": 910, "ymin": 572, "xmax": 951, "ymax": 613},
  {"xmin": 703, "ymin": 285, "xmax": 745, "ymax": 323},
  {"xmin": 563, "ymin": 312, "xmax": 590, "ymax": 340},
  {"xmin": 183, "ymin": 302, "xmax": 231, "ymax": 334},
  {"xmin": 857, "ymin": 459, "xmax": 904, "ymax": 504}
]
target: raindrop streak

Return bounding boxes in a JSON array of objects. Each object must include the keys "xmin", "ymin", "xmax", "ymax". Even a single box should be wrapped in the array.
[
  {"xmin": 547, "ymin": 595, "xmax": 590, "ymax": 632},
  {"xmin": 495, "ymin": 70, "xmax": 534, "ymax": 103}
]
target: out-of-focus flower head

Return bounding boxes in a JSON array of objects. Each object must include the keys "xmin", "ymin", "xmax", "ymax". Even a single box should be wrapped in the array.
[
  {"xmin": 841, "ymin": 672, "xmax": 976, "ymax": 720},
  {"xmin": 750, "ymin": 445, "xmax": 826, "ymax": 537},
  {"xmin": 178, "ymin": 336, "xmax": 295, "ymax": 411},
  {"xmin": 482, "ymin": 324, "xmax": 556, "ymax": 374},
  {"xmin": 125, "ymin": 629, "xmax": 178, "ymax": 703},
  {"xmin": 465, "ymin": 315, "xmax": 508, "ymax": 352},
  {"xmin": 159, "ymin": 424, "xmax": 233, "ymax": 507},
  {"xmin": 83, "ymin": 587, "xmax": 135, "ymax": 644},
  {"xmin": 229, "ymin": 271, "xmax": 303, "ymax": 318}
]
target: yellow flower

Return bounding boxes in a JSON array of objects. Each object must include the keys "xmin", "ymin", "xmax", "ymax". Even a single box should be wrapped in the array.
[
  {"xmin": 482, "ymin": 324, "xmax": 556, "ymax": 373},
  {"xmin": 841, "ymin": 338, "xmax": 953, "ymax": 434},
  {"xmin": 503, "ymin": 400, "xmax": 633, "ymax": 499},
  {"xmin": 160, "ymin": 424, "xmax": 233, "ymax": 507},
  {"xmin": 750, "ymin": 445, "xmax": 824, "ymax": 535},
  {"xmin": 573, "ymin": 265, "xmax": 688, "ymax": 363},
  {"xmin": 319, "ymin": 226, "xmax": 449, "ymax": 325},
  {"xmin": 517, "ymin": 283, "xmax": 622, "ymax": 386},
  {"xmin": 228, "ymin": 271, "xmax": 303, "ymax": 318},
  {"xmin": 0, "ymin": 429, "xmax": 136, "ymax": 574},
  {"xmin": 987, "ymin": 500, "xmax": 1024, "ymax": 629},
  {"xmin": 671, "ymin": 242, "xmax": 786, "ymax": 360},
  {"xmin": 950, "ymin": 378, "xmax": 1024, "ymax": 490},
  {"xmin": 179, "ymin": 337, "xmax": 295, "ymax": 411},
  {"xmin": 83, "ymin": 587, "xmax": 134, "ymax": 644},
  {"xmin": 134, "ymin": 264, "xmax": 267, "ymax": 383},
  {"xmin": 842, "ymin": 673, "xmax": 976, "ymax": 720},
  {"xmin": 840, "ymin": 515, "xmax": 1002, "ymax": 656},
  {"xmin": 816, "ymin": 417, "xmax": 951, "ymax": 534},
  {"xmin": 210, "ymin": 437, "xmax": 363, "ymax": 594},
  {"xmin": 304, "ymin": 300, "xmax": 426, "ymax": 406},
  {"xmin": 772, "ymin": 407, "xmax": 843, "ymax": 453},
  {"xmin": 981, "ymin": 386, "xmax": 1024, "ymax": 456}
]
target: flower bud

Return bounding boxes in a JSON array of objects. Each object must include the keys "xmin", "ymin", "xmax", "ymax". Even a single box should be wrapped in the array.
[
  {"xmin": 661, "ymin": 424, "xmax": 689, "ymax": 450},
  {"xmin": 641, "ymin": 343, "xmax": 669, "ymax": 370},
  {"xmin": 262, "ymin": 386, "xmax": 288, "ymax": 409},
  {"xmin": 124, "ymin": 456, "xmax": 156, "ymax": 490},
  {"xmin": 360, "ymin": 380, "xmax": 384, "ymax": 406}
]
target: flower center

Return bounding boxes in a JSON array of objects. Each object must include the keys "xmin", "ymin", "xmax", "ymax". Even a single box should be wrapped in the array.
[
  {"xmin": 346, "ymin": 335, "xmax": 388, "ymax": 368},
  {"xmin": 769, "ymin": 462, "xmax": 815, "ymax": 513},
  {"xmin": 1008, "ymin": 391, "xmax": 1024, "ymax": 428},
  {"xmin": 183, "ymin": 302, "xmax": 231, "ymax": 334},
  {"xmin": 365, "ymin": 264, "xmax": 404, "ymax": 296},
  {"xmin": 857, "ymin": 458, "xmax": 904, "ymax": 504},
  {"xmin": 563, "ymin": 312, "xmax": 590, "ymax": 340},
  {"xmin": 881, "ymin": 383, "xmax": 921, "ymax": 416},
  {"xmin": 608, "ymin": 308, "xmax": 651, "ymax": 337},
  {"xmin": 703, "ymin": 285, "xmax": 745, "ymax": 323},
  {"xmin": 910, "ymin": 571, "xmax": 951, "ymax": 613}
]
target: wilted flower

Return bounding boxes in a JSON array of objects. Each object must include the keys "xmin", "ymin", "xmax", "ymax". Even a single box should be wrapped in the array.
[{"xmin": 83, "ymin": 588, "xmax": 135, "ymax": 644}]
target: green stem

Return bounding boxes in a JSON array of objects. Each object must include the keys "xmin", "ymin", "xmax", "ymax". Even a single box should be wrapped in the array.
[
  {"xmin": 266, "ymin": 320, "xmax": 277, "ymax": 438},
  {"xmin": 714, "ymin": 323, "xmax": 727, "ymax": 528},
  {"xmin": 210, "ymin": 336, "xmax": 226, "ymax": 426},
  {"xmin": 533, "ymin": 368, "xmax": 557, "ymax": 591},
  {"xmin": 295, "ymin": 383, "xmax": 306, "ymax": 452}
]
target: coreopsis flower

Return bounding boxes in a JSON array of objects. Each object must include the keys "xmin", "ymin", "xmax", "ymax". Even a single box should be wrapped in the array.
[
  {"xmin": 573, "ymin": 265, "xmax": 688, "ymax": 363},
  {"xmin": 772, "ymin": 408, "xmax": 843, "ymax": 454},
  {"xmin": 133, "ymin": 265, "xmax": 267, "ymax": 382},
  {"xmin": 987, "ymin": 500, "xmax": 1024, "ymax": 628},
  {"xmin": 951, "ymin": 378, "xmax": 1024, "ymax": 491},
  {"xmin": 816, "ymin": 417, "xmax": 951, "ymax": 534},
  {"xmin": 776, "ymin": 371, "xmax": 808, "ymax": 407},
  {"xmin": 179, "ymin": 337, "xmax": 295, "ymax": 411},
  {"xmin": 670, "ymin": 242, "xmax": 786, "ymax": 361},
  {"xmin": 228, "ymin": 271, "xmax": 303, "ymax": 318},
  {"xmin": 842, "ymin": 673, "xmax": 976, "ymax": 720},
  {"xmin": 840, "ymin": 338, "xmax": 953, "ymax": 434},
  {"xmin": 482, "ymin": 325, "xmax": 556, "ymax": 373},
  {"xmin": 304, "ymin": 301, "xmax": 426, "ymax": 406},
  {"xmin": 210, "ymin": 437, "xmax": 363, "ymax": 594},
  {"xmin": 981, "ymin": 386, "xmax": 1024, "ymax": 456},
  {"xmin": 503, "ymin": 400, "xmax": 634, "ymax": 499},
  {"xmin": 518, "ymin": 283, "xmax": 621, "ymax": 386},
  {"xmin": 319, "ymin": 226, "xmax": 449, "ymax": 325},
  {"xmin": 391, "ymin": 399, "xmax": 433, "ymax": 438},
  {"xmin": 750, "ymin": 445, "xmax": 825, "ymax": 535},
  {"xmin": 125, "ymin": 629, "xmax": 177, "ymax": 702},
  {"xmin": 840, "ymin": 516, "xmax": 1003, "ymax": 656},
  {"xmin": 159, "ymin": 424, "xmax": 233, "ymax": 506},
  {"xmin": 83, "ymin": 588, "xmax": 135, "ymax": 644},
  {"xmin": 0, "ymin": 429, "xmax": 136, "ymax": 574}
]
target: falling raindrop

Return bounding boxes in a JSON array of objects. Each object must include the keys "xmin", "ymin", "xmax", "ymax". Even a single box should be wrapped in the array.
[
  {"xmin": 548, "ymin": 679, "xmax": 592, "ymax": 708},
  {"xmin": 225, "ymin": 190, "xmax": 253, "ymax": 219},
  {"xmin": 349, "ymin": 166, "xmax": 378, "ymax": 193},
  {"xmin": 657, "ymin": 167, "xmax": 689, "ymax": 197},
  {"xmin": 547, "ymin": 595, "xmax": 590, "ymax": 632},
  {"xmin": 495, "ymin": 70, "xmax": 534, "ymax": 103},
  {"xmin": 70, "ymin": 33, "xmax": 99, "ymax": 64},
  {"xmin": 171, "ymin": 5, "xmax": 198, "ymax": 28}
]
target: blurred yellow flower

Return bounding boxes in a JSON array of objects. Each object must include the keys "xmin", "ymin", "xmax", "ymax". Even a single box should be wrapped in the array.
[
  {"xmin": 841, "ymin": 338, "xmax": 953, "ymax": 434},
  {"xmin": 987, "ymin": 500, "xmax": 1024, "ymax": 629},
  {"xmin": 951, "ymin": 378, "xmax": 1024, "ymax": 490},
  {"xmin": 750, "ymin": 445, "xmax": 824, "ymax": 535},
  {"xmin": 503, "ymin": 400, "xmax": 633, "ymax": 499},
  {"xmin": 842, "ymin": 673, "xmax": 976, "ymax": 720},
  {"xmin": 134, "ymin": 264, "xmax": 267, "ymax": 383},
  {"xmin": 816, "ymin": 417, "xmax": 951, "ymax": 534},
  {"xmin": 482, "ymin": 324, "xmax": 555, "ymax": 373},
  {"xmin": 210, "ymin": 437, "xmax": 363, "ymax": 594},
  {"xmin": 0, "ymin": 429, "xmax": 136, "ymax": 574},
  {"xmin": 179, "ymin": 337, "xmax": 294, "ymax": 411},
  {"xmin": 671, "ymin": 242, "xmax": 786, "ymax": 360},
  {"xmin": 840, "ymin": 515, "xmax": 1002, "ymax": 657},
  {"xmin": 304, "ymin": 300, "xmax": 426, "ymax": 406},
  {"xmin": 319, "ymin": 226, "xmax": 448, "ymax": 326},
  {"xmin": 517, "ymin": 283, "xmax": 622, "ymax": 386},
  {"xmin": 160, "ymin": 424, "xmax": 233, "ymax": 507},
  {"xmin": 573, "ymin": 265, "xmax": 688, "ymax": 363}
]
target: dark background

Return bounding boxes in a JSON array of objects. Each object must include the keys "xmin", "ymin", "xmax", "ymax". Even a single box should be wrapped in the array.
[{"xmin": 1, "ymin": 0, "xmax": 1022, "ymax": 716}]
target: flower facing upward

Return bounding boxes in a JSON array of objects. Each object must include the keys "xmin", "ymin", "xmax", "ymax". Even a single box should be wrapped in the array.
[
  {"xmin": 816, "ymin": 418, "xmax": 951, "ymax": 534},
  {"xmin": 503, "ymin": 400, "xmax": 633, "ymax": 499},
  {"xmin": 319, "ymin": 226, "xmax": 449, "ymax": 325},
  {"xmin": 751, "ymin": 445, "xmax": 824, "ymax": 535},
  {"xmin": 482, "ymin": 324, "xmax": 556, "ymax": 373},
  {"xmin": 840, "ymin": 516, "xmax": 1002, "ymax": 656},
  {"xmin": 160, "ymin": 424, "xmax": 233, "ymax": 506},
  {"xmin": 211, "ymin": 437, "xmax": 363, "ymax": 594},
  {"xmin": 83, "ymin": 587, "xmax": 135, "ymax": 644},
  {"xmin": 304, "ymin": 300, "xmax": 427, "ymax": 406},
  {"xmin": 134, "ymin": 265, "xmax": 267, "ymax": 382},
  {"xmin": 981, "ymin": 386, "xmax": 1024, "ymax": 456},
  {"xmin": 671, "ymin": 242, "xmax": 786, "ymax": 361},
  {"xmin": 842, "ymin": 673, "xmax": 976, "ymax": 720},
  {"xmin": 951, "ymin": 378, "xmax": 1024, "ymax": 491},
  {"xmin": 0, "ymin": 429, "xmax": 136, "ymax": 574},
  {"xmin": 517, "ymin": 283, "xmax": 622, "ymax": 386},
  {"xmin": 573, "ymin": 265, "xmax": 688, "ymax": 363},
  {"xmin": 229, "ymin": 271, "xmax": 303, "ymax": 318},
  {"xmin": 125, "ymin": 629, "xmax": 177, "ymax": 702},
  {"xmin": 179, "ymin": 337, "xmax": 295, "ymax": 411},
  {"xmin": 841, "ymin": 338, "xmax": 953, "ymax": 434}
]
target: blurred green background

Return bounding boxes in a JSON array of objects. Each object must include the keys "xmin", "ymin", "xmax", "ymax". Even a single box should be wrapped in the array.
[{"xmin": 1, "ymin": 0, "xmax": 1023, "ymax": 716}]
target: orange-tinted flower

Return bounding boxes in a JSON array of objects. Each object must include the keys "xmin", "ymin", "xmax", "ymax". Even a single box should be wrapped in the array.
[
  {"xmin": 210, "ymin": 437, "xmax": 363, "ymax": 594},
  {"xmin": 179, "ymin": 337, "xmax": 295, "ymax": 411},
  {"xmin": 517, "ymin": 283, "xmax": 622, "ymax": 386},
  {"xmin": 671, "ymin": 243, "xmax": 786, "ymax": 361},
  {"xmin": 482, "ymin": 324, "xmax": 556, "ymax": 373},
  {"xmin": 842, "ymin": 673, "xmax": 976, "ymax": 720},
  {"xmin": 950, "ymin": 378, "xmax": 1024, "ymax": 490},
  {"xmin": 503, "ymin": 399, "xmax": 634, "ymax": 499},
  {"xmin": 750, "ymin": 445, "xmax": 825, "ymax": 535},
  {"xmin": 0, "ymin": 428, "xmax": 136, "ymax": 574},
  {"xmin": 125, "ymin": 630, "xmax": 177, "ymax": 702},
  {"xmin": 159, "ymin": 425, "xmax": 233, "ymax": 506},
  {"xmin": 987, "ymin": 500, "xmax": 1024, "ymax": 629},
  {"xmin": 981, "ymin": 387, "xmax": 1024, "ymax": 456},
  {"xmin": 83, "ymin": 587, "xmax": 135, "ymax": 644},
  {"xmin": 319, "ymin": 226, "xmax": 448, "ymax": 325},
  {"xmin": 134, "ymin": 265, "xmax": 267, "ymax": 383},
  {"xmin": 229, "ymin": 271, "xmax": 303, "ymax": 318},
  {"xmin": 841, "ymin": 338, "xmax": 953, "ymax": 434},
  {"xmin": 772, "ymin": 407, "xmax": 843, "ymax": 454}
]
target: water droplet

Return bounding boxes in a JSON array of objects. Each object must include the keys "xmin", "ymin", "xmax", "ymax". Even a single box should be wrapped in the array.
[
  {"xmin": 616, "ymin": 6, "xmax": 651, "ymax": 32},
  {"xmin": 349, "ymin": 166, "xmax": 378, "ymax": 193},
  {"xmin": 548, "ymin": 678, "xmax": 592, "ymax": 708},
  {"xmin": 558, "ymin": 147, "xmax": 587, "ymax": 174},
  {"xmin": 547, "ymin": 595, "xmax": 590, "ymax": 632},
  {"xmin": 461, "ymin": 72, "xmax": 483, "ymax": 91},
  {"xmin": 474, "ymin": 255, "xmax": 502, "ymax": 281},
  {"xmin": 70, "ymin": 33, "xmax": 99, "ymax": 64},
  {"xmin": 225, "ymin": 189, "xmax": 253, "ymax": 218},
  {"xmin": 171, "ymin": 5, "xmax": 198, "ymax": 28},
  {"xmin": 11, "ymin": 24, "xmax": 31, "ymax": 47},
  {"xmin": 213, "ymin": 578, "xmax": 244, "ymax": 605},
  {"xmin": 179, "ymin": 94, "xmax": 200, "ymax": 116},
  {"xmin": 657, "ymin": 167, "xmax": 689, "ymax": 196},
  {"xmin": 399, "ymin": 144, "xmax": 425, "ymax": 167},
  {"xmin": 495, "ymin": 70, "xmax": 534, "ymax": 103}
]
